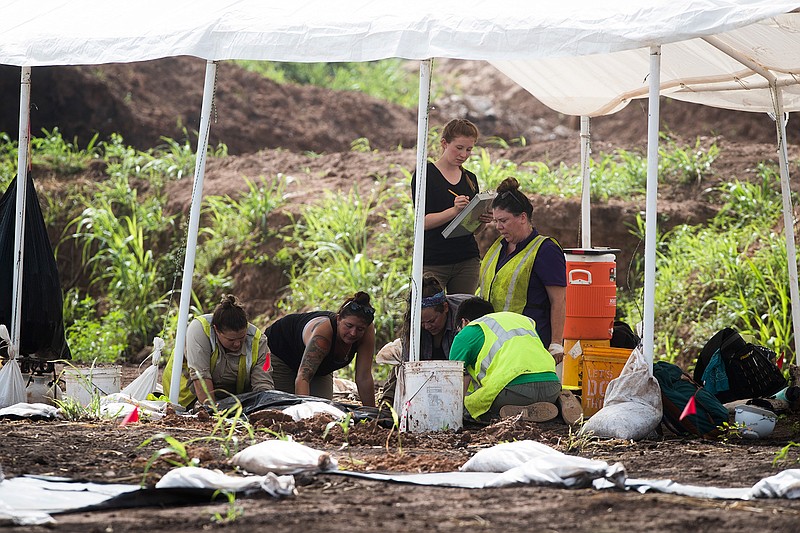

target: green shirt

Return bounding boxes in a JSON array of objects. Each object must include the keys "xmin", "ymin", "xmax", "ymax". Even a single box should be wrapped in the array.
[{"xmin": 449, "ymin": 325, "xmax": 558, "ymax": 386}]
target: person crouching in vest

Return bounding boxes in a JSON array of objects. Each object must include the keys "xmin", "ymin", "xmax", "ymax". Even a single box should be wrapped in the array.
[
  {"xmin": 448, "ymin": 296, "xmax": 564, "ymax": 423},
  {"xmin": 163, "ymin": 294, "xmax": 274, "ymax": 408}
]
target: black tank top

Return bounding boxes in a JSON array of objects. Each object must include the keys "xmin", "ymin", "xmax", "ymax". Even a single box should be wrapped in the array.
[{"xmin": 266, "ymin": 311, "xmax": 357, "ymax": 376}]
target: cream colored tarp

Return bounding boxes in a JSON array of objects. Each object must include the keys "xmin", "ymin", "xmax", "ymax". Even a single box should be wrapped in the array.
[{"xmin": 491, "ymin": 13, "xmax": 800, "ymax": 115}]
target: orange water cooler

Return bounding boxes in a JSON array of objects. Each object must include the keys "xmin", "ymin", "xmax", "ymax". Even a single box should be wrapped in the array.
[{"xmin": 561, "ymin": 248, "xmax": 619, "ymax": 392}]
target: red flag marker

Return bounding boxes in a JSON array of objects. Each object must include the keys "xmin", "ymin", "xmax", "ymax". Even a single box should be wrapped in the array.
[
  {"xmin": 262, "ymin": 353, "xmax": 271, "ymax": 372},
  {"xmin": 679, "ymin": 395, "xmax": 697, "ymax": 421},
  {"xmin": 121, "ymin": 406, "xmax": 140, "ymax": 426}
]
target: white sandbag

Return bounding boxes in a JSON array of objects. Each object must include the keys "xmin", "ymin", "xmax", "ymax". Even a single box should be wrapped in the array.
[
  {"xmin": 0, "ymin": 359, "xmax": 26, "ymax": 409},
  {"xmin": 121, "ymin": 337, "xmax": 164, "ymax": 400},
  {"xmin": 231, "ymin": 439, "xmax": 337, "ymax": 475},
  {"xmin": 0, "ymin": 402, "xmax": 60, "ymax": 418},
  {"xmin": 281, "ymin": 401, "xmax": 346, "ymax": 421},
  {"xmin": 460, "ymin": 440, "xmax": 562, "ymax": 473},
  {"xmin": 100, "ymin": 393, "xmax": 170, "ymax": 419},
  {"xmin": 486, "ymin": 454, "xmax": 627, "ymax": 489},
  {"xmin": 580, "ymin": 346, "xmax": 662, "ymax": 440},
  {"xmin": 155, "ymin": 466, "xmax": 296, "ymax": 497},
  {"xmin": 749, "ymin": 469, "xmax": 800, "ymax": 499}
]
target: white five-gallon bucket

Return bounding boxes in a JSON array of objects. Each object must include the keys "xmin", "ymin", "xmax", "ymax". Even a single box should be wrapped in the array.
[
  {"xmin": 63, "ymin": 366, "xmax": 121, "ymax": 405},
  {"xmin": 395, "ymin": 360, "xmax": 463, "ymax": 433}
]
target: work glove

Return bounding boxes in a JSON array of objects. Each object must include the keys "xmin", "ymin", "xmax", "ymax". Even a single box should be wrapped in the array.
[{"xmin": 548, "ymin": 343, "xmax": 565, "ymax": 364}]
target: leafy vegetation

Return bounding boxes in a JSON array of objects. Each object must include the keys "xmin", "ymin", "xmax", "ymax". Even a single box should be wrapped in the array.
[
  {"xmin": 235, "ymin": 59, "xmax": 428, "ymax": 109},
  {"xmin": 464, "ymin": 135, "xmax": 718, "ymax": 200},
  {"xmin": 617, "ymin": 166, "xmax": 796, "ymax": 367}
]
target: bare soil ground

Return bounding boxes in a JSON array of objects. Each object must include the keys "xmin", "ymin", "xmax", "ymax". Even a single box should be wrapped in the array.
[
  {"xmin": 3, "ymin": 366, "xmax": 800, "ymax": 532},
  {"xmin": 3, "ymin": 58, "xmax": 800, "ymax": 531}
]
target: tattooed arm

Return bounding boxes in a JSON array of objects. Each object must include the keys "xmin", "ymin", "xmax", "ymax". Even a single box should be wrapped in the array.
[{"xmin": 295, "ymin": 318, "xmax": 334, "ymax": 396}]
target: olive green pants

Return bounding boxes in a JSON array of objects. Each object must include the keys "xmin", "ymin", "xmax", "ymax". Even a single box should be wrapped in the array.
[{"xmin": 271, "ymin": 355, "xmax": 334, "ymax": 400}]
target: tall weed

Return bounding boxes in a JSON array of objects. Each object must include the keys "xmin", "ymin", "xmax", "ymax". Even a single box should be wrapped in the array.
[{"xmin": 617, "ymin": 166, "xmax": 795, "ymax": 366}]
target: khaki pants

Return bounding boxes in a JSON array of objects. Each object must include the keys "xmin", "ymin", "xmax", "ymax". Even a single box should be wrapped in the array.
[
  {"xmin": 271, "ymin": 355, "xmax": 334, "ymax": 400},
  {"xmin": 424, "ymin": 256, "xmax": 481, "ymax": 295}
]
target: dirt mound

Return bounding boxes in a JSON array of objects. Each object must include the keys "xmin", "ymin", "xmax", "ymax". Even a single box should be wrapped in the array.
[
  {"xmin": 2, "ymin": 57, "xmax": 793, "ymax": 156},
  {"xmin": 0, "ymin": 58, "xmax": 419, "ymax": 155}
]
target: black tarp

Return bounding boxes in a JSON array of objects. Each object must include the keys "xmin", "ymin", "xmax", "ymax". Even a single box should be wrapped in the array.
[
  {"xmin": 0, "ymin": 174, "xmax": 70, "ymax": 360},
  {"xmin": 217, "ymin": 390, "xmax": 395, "ymax": 426}
]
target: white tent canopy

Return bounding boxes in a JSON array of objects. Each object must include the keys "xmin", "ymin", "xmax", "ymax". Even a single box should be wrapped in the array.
[
  {"xmin": 2, "ymin": 1, "xmax": 796, "ymax": 67},
  {"xmin": 491, "ymin": 14, "xmax": 800, "ymax": 116},
  {"xmin": 2, "ymin": 0, "xmax": 800, "ymax": 403}
]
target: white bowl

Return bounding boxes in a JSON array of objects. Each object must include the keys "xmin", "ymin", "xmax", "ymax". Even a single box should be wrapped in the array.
[{"xmin": 734, "ymin": 405, "xmax": 777, "ymax": 438}]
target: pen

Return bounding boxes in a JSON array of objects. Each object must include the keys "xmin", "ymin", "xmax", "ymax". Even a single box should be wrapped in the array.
[{"xmin": 448, "ymin": 189, "xmax": 459, "ymax": 197}]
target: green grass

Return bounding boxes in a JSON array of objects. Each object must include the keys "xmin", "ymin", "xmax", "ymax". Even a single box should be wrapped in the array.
[
  {"xmin": 235, "ymin": 59, "xmax": 426, "ymax": 109},
  {"xmin": 617, "ymin": 165, "xmax": 796, "ymax": 368},
  {"xmin": 279, "ymin": 181, "xmax": 412, "ymax": 364}
]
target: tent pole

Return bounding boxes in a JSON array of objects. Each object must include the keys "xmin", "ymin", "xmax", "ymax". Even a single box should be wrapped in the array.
[
  {"xmin": 770, "ymin": 85, "xmax": 800, "ymax": 362},
  {"xmin": 409, "ymin": 59, "xmax": 432, "ymax": 364},
  {"xmin": 10, "ymin": 66, "xmax": 31, "ymax": 360},
  {"xmin": 642, "ymin": 46, "xmax": 661, "ymax": 366},
  {"xmin": 168, "ymin": 60, "xmax": 217, "ymax": 404},
  {"xmin": 580, "ymin": 116, "xmax": 591, "ymax": 249}
]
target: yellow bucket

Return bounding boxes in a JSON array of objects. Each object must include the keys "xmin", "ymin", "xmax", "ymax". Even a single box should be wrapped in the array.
[
  {"xmin": 562, "ymin": 338, "xmax": 610, "ymax": 391},
  {"xmin": 580, "ymin": 347, "xmax": 632, "ymax": 417}
]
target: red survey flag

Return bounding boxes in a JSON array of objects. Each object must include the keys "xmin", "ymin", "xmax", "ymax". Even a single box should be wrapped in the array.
[
  {"xmin": 679, "ymin": 395, "xmax": 697, "ymax": 420},
  {"xmin": 262, "ymin": 353, "xmax": 271, "ymax": 372},
  {"xmin": 121, "ymin": 406, "xmax": 140, "ymax": 426}
]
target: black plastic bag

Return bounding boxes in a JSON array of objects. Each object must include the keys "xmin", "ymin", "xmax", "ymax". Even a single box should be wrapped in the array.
[{"xmin": 0, "ymin": 174, "xmax": 70, "ymax": 360}]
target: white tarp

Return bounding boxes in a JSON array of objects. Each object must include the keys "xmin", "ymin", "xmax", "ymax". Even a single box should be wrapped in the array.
[
  {"xmin": 1, "ymin": 1, "xmax": 797, "ymax": 70},
  {"xmin": 491, "ymin": 13, "xmax": 800, "ymax": 116}
]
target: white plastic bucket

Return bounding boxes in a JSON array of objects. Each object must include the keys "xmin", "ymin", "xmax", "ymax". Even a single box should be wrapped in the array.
[
  {"xmin": 63, "ymin": 366, "xmax": 121, "ymax": 405},
  {"xmin": 396, "ymin": 360, "xmax": 463, "ymax": 433}
]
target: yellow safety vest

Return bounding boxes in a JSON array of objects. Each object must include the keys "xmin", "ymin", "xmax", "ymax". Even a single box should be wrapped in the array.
[
  {"xmin": 464, "ymin": 312, "xmax": 555, "ymax": 419},
  {"xmin": 162, "ymin": 314, "xmax": 262, "ymax": 407},
  {"xmin": 479, "ymin": 234, "xmax": 551, "ymax": 314}
]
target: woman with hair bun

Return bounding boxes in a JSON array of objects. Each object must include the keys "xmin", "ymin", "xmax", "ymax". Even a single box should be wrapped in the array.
[
  {"xmin": 163, "ymin": 294, "xmax": 273, "ymax": 408},
  {"xmin": 411, "ymin": 118, "xmax": 492, "ymax": 294},
  {"xmin": 266, "ymin": 292, "xmax": 376, "ymax": 406},
  {"xmin": 479, "ymin": 177, "xmax": 567, "ymax": 363}
]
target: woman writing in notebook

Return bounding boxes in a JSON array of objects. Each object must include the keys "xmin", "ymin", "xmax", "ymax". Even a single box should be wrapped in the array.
[{"xmin": 410, "ymin": 119, "xmax": 492, "ymax": 294}]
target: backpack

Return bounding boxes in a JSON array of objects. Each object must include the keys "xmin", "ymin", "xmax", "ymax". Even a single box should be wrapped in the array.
[
  {"xmin": 692, "ymin": 328, "xmax": 786, "ymax": 403},
  {"xmin": 653, "ymin": 361, "xmax": 729, "ymax": 439},
  {"xmin": 611, "ymin": 320, "xmax": 640, "ymax": 349}
]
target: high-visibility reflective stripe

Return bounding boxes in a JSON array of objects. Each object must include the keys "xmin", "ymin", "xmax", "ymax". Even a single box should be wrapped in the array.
[
  {"xmin": 480, "ymin": 235, "xmax": 548, "ymax": 312},
  {"xmin": 474, "ymin": 315, "xmax": 538, "ymax": 383},
  {"xmin": 198, "ymin": 315, "xmax": 259, "ymax": 394},
  {"xmin": 479, "ymin": 245, "xmax": 503, "ymax": 300},
  {"xmin": 500, "ymin": 235, "xmax": 546, "ymax": 311}
]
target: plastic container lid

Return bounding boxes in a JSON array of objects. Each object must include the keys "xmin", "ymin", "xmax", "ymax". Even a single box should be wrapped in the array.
[{"xmin": 563, "ymin": 247, "xmax": 621, "ymax": 255}]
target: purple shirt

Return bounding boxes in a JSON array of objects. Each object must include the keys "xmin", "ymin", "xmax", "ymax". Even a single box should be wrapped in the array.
[{"xmin": 495, "ymin": 229, "xmax": 566, "ymax": 345}]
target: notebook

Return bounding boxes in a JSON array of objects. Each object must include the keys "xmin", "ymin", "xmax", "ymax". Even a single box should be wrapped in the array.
[{"xmin": 441, "ymin": 191, "xmax": 496, "ymax": 239}]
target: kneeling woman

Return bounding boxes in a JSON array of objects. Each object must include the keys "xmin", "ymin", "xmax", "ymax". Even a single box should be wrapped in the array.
[
  {"xmin": 163, "ymin": 294, "xmax": 273, "ymax": 408},
  {"xmin": 267, "ymin": 292, "xmax": 376, "ymax": 406}
]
